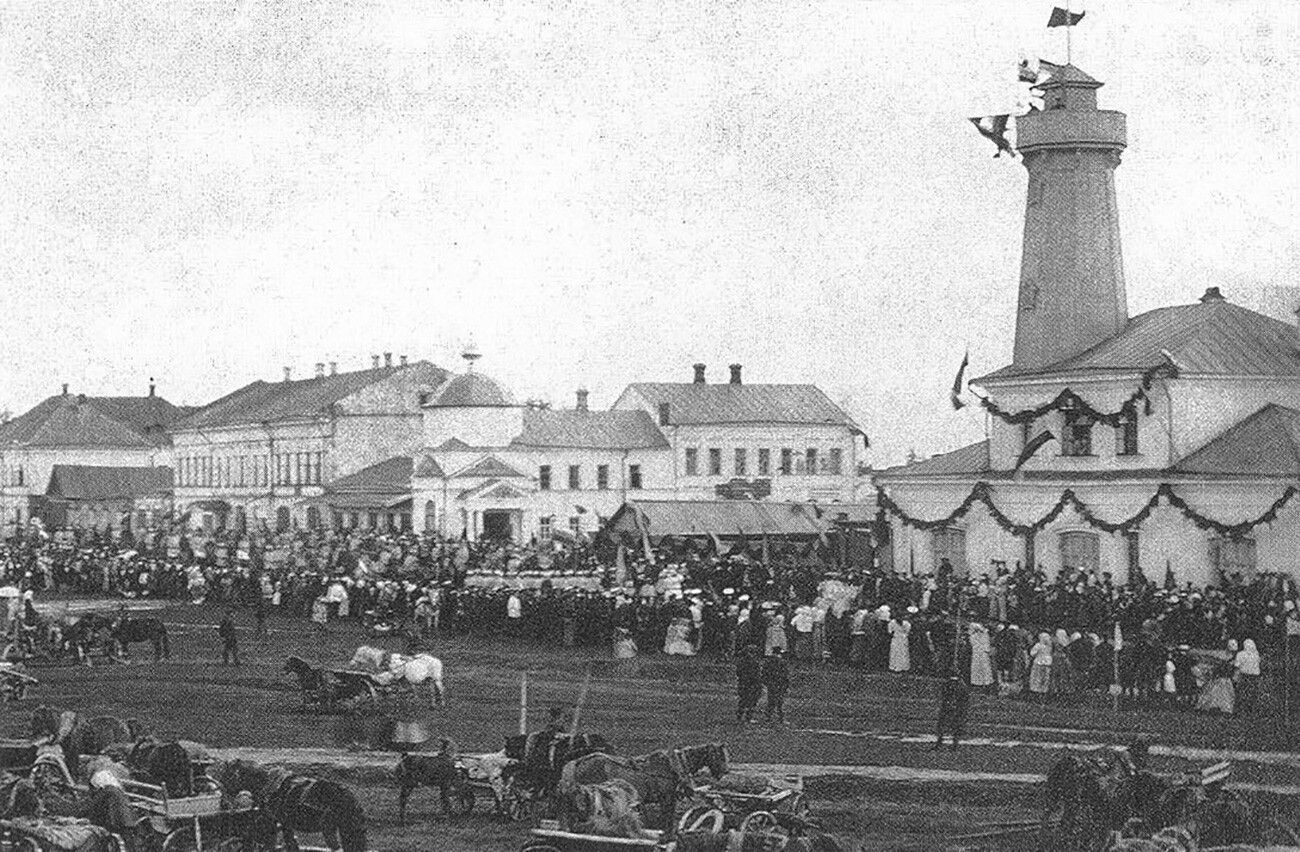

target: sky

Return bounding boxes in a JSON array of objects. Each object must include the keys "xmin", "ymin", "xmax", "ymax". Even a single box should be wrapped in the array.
[{"xmin": 1, "ymin": 1, "xmax": 1297, "ymax": 465}]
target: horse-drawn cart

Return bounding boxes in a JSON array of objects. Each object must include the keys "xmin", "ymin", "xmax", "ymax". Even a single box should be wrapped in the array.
[
  {"xmin": 123, "ymin": 775, "xmax": 253, "ymax": 852},
  {"xmin": 679, "ymin": 773, "xmax": 812, "ymax": 837}
]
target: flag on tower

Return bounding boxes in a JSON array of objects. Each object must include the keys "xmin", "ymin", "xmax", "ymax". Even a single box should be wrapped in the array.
[
  {"xmin": 1014, "ymin": 430, "xmax": 1055, "ymax": 472},
  {"xmin": 950, "ymin": 352, "xmax": 970, "ymax": 410},
  {"xmin": 1047, "ymin": 7, "xmax": 1085, "ymax": 27},
  {"xmin": 969, "ymin": 115, "xmax": 1014, "ymax": 158}
]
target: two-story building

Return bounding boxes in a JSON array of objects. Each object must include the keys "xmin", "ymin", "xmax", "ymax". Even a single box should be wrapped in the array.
[
  {"xmin": 170, "ymin": 354, "xmax": 447, "ymax": 533},
  {"xmin": 321, "ymin": 355, "xmax": 867, "ymax": 542},
  {"xmin": 0, "ymin": 382, "xmax": 185, "ymax": 534},
  {"xmin": 875, "ymin": 64, "xmax": 1300, "ymax": 585}
]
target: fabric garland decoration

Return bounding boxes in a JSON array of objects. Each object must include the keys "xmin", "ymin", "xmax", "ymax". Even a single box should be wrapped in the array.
[
  {"xmin": 977, "ymin": 362, "xmax": 1177, "ymax": 427},
  {"xmin": 877, "ymin": 481, "xmax": 1300, "ymax": 541}
]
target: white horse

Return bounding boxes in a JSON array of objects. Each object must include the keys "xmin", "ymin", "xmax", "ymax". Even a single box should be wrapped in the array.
[{"xmin": 347, "ymin": 646, "xmax": 446, "ymax": 707}]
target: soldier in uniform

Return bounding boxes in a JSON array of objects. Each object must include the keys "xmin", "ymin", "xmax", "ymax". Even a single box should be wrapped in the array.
[
  {"xmin": 735, "ymin": 644, "xmax": 763, "ymax": 723},
  {"xmin": 932, "ymin": 673, "xmax": 970, "ymax": 750}
]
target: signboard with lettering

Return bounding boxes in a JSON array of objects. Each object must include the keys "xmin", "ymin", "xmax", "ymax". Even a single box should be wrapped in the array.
[{"xmin": 714, "ymin": 478, "xmax": 773, "ymax": 500}]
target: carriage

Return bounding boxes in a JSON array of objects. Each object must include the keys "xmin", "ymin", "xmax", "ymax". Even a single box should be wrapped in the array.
[
  {"xmin": 0, "ymin": 817, "xmax": 128, "ymax": 852},
  {"xmin": 454, "ymin": 752, "xmax": 528, "ymax": 820},
  {"xmin": 678, "ymin": 773, "xmax": 812, "ymax": 837},
  {"xmin": 122, "ymin": 773, "xmax": 255, "ymax": 852}
]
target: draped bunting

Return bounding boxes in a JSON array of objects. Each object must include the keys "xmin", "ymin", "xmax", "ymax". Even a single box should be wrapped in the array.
[
  {"xmin": 977, "ymin": 362, "xmax": 1178, "ymax": 426},
  {"xmin": 877, "ymin": 481, "xmax": 1300, "ymax": 541}
]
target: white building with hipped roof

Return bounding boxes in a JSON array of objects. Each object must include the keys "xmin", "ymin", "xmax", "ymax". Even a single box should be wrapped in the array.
[{"xmin": 875, "ymin": 63, "xmax": 1300, "ymax": 586}]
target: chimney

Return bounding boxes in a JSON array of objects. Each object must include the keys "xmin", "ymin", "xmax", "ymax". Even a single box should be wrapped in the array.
[
  {"xmin": 329, "ymin": 361, "xmax": 338, "ymax": 375},
  {"xmin": 384, "ymin": 352, "xmax": 393, "ymax": 368},
  {"xmin": 658, "ymin": 402, "xmax": 670, "ymax": 426},
  {"xmin": 77, "ymin": 393, "xmax": 86, "ymax": 404},
  {"xmin": 283, "ymin": 366, "xmax": 292, "ymax": 383},
  {"xmin": 371, "ymin": 355, "xmax": 380, "ymax": 370},
  {"xmin": 62, "ymin": 383, "xmax": 69, "ymax": 396},
  {"xmin": 315, "ymin": 362, "xmax": 325, "ymax": 378},
  {"xmin": 148, "ymin": 377, "xmax": 156, "ymax": 397},
  {"xmin": 576, "ymin": 388, "xmax": 589, "ymax": 412},
  {"xmin": 1200, "ymin": 286, "xmax": 1225, "ymax": 304},
  {"xmin": 729, "ymin": 363, "xmax": 742, "ymax": 385},
  {"xmin": 400, "ymin": 354, "xmax": 408, "ymax": 367},
  {"xmin": 692, "ymin": 363, "xmax": 706, "ymax": 384}
]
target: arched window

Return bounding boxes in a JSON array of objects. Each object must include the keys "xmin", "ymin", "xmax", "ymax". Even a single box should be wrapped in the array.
[
  {"xmin": 306, "ymin": 506, "xmax": 321, "ymax": 530},
  {"xmin": 1059, "ymin": 530, "xmax": 1100, "ymax": 574},
  {"xmin": 275, "ymin": 506, "xmax": 291, "ymax": 533}
]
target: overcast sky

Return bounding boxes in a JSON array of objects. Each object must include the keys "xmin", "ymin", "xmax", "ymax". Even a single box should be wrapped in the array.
[{"xmin": 1, "ymin": 1, "xmax": 1297, "ymax": 465}]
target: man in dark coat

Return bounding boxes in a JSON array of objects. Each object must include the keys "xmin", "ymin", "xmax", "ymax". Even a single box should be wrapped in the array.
[
  {"xmin": 735, "ymin": 644, "xmax": 763, "ymax": 723},
  {"xmin": 932, "ymin": 674, "xmax": 971, "ymax": 751},
  {"xmin": 762, "ymin": 647, "xmax": 790, "ymax": 724},
  {"xmin": 218, "ymin": 608, "xmax": 240, "ymax": 666}
]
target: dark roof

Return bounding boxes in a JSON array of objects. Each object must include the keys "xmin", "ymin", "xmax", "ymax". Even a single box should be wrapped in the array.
[
  {"xmin": 428, "ymin": 371, "xmax": 514, "ymax": 407},
  {"xmin": 511, "ymin": 409, "xmax": 668, "ymax": 449},
  {"xmin": 1171, "ymin": 404, "xmax": 1300, "ymax": 477},
  {"xmin": 45, "ymin": 465, "xmax": 173, "ymax": 500},
  {"xmin": 329, "ymin": 456, "xmax": 413, "ymax": 493},
  {"xmin": 977, "ymin": 296, "xmax": 1300, "ymax": 383},
  {"xmin": 177, "ymin": 362, "xmax": 447, "ymax": 430},
  {"xmin": 623, "ymin": 383, "xmax": 862, "ymax": 431},
  {"xmin": 433, "ymin": 438, "xmax": 476, "ymax": 452},
  {"xmin": 414, "ymin": 455, "xmax": 445, "ymax": 477},
  {"xmin": 452, "ymin": 456, "xmax": 526, "ymax": 479},
  {"xmin": 607, "ymin": 500, "xmax": 836, "ymax": 537},
  {"xmin": 0, "ymin": 394, "xmax": 185, "ymax": 449},
  {"xmin": 876, "ymin": 440, "xmax": 991, "ymax": 478}
]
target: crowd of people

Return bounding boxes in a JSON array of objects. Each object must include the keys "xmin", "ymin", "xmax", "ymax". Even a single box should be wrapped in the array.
[{"xmin": 2, "ymin": 523, "xmax": 1298, "ymax": 717}]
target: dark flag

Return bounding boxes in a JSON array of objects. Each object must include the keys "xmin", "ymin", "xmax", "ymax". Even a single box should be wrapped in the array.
[
  {"xmin": 1047, "ymin": 7, "xmax": 1085, "ymax": 27},
  {"xmin": 950, "ymin": 351, "xmax": 970, "ymax": 410},
  {"xmin": 969, "ymin": 115, "xmax": 1014, "ymax": 158},
  {"xmin": 1013, "ymin": 430, "xmax": 1055, "ymax": 471}
]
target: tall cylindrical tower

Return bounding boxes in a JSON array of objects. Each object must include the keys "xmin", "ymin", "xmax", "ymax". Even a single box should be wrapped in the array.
[{"xmin": 1012, "ymin": 65, "xmax": 1128, "ymax": 371}]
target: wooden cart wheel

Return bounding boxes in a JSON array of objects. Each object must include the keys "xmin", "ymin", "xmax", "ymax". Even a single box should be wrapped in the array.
[
  {"xmin": 678, "ymin": 806, "xmax": 726, "ymax": 834},
  {"xmin": 503, "ymin": 779, "xmax": 531, "ymax": 822},
  {"xmin": 738, "ymin": 810, "xmax": 781, "ymax": 833},
  {"xmin": 160, "ymin": 827, "xmax": 196, "ymax": 852}
]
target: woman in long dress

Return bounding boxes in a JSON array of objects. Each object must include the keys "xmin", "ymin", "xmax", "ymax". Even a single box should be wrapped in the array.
[
  {"xmin": 888, "ymin": 617, "xmax": 911, "ymax": 673},
  {"xmin": 1050, "ymin": 629, "xmax": 1076, "ymax": 696},
  {"xmin": 1234, "ymin": 638, "xmax": 1262, "ymax": 714},
  {"xmin": 1029, "ymin": 632, "xmax": 1053, "ymax": 698},
  {"xmin": 968, "ymin": 622, "xmax": 994, "ymax": 687}
]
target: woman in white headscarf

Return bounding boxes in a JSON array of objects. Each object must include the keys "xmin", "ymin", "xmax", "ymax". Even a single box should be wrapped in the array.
[
  {"xmin": 1234, "ymin": 638, "xmax": 1262, "ymax": 714},
  {"xmin": 968, "ymin": 622, "xmax": 994, "ymax": 687},
  {"xmin": 1029, "ymin": 632, "xmax": 1053, "ymax": 698}
]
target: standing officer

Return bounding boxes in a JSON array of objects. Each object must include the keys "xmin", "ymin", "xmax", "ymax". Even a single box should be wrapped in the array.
[
  {"xmin": 933, "ymin": 674, "xmax": 970, "ymax": 751},
  {"xmin": 218, "ymin": 608, "xmax": 240, "ymax": 666},
  {"xmin": 762, "ymin": 647, "xmax": 790, "ymax": 725}
]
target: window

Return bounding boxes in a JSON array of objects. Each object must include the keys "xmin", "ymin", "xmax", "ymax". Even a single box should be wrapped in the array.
[
  {"xmin": 1125, "ymin": 531, "xmax": 1141, "ymax": 581},
  {"xmin": 367, "ymin": 511, "xmax": 379, "ymax": 529},
  {"xmin": 685, "ymin": 448, "xmax": 698, "ymax": 476},
  {"xmin": 629, "ymin": 464, "xmax": 643, "ymax": 490},
  {"xmin": 15, "ymin": 466, "xmax": 23, "ymax": 487},
  {"xmin": 734, "ymin": 448, "xmax": 747, "ymax": 476},
  {"xmin": 596, "ymin": 464, "xmax": 609, "ymax": 490},
  {"xmin": 1060, "ymin": 530, "xmax": 1101, "ymax": 573},
  {"xmin": 1116, "ymin": 415, "xmax": 1139, "ymax": 456},
  {"xmin": 780, "ymin": 449, "xmax": 793, "ymax": 475},
  {"xmin": 570, "ymin": 516, "xmax": 581, "ymax": 535},
  {"xmin": 1210, "ymin": 537, "xmax": 1257, "ymax": 581},
  {"xmin": 829, "ymin": 447, "xmax": 843, "ymax": 475},
  {"xmin": 757, "ymin": 449, "xmax": 771, "ymax": 476},
  {"xmin": 657, "ymin": 402, "xmax": 670, "ymax": 426},
  {"xmin": 306, "ymin": 506, "xmax": 321, "ymax": 529},
  {"xmin": 539, "ymin": 516, "xmax": 553, "ymax": 541},
  {"xmin": 539, "ymin": 465, "xmax": 552, "ymax": 490},
  {"xmin": 275, "ymin": 506, "xmax": 291, "ymax": 533},
  {"xmin": 708, "ymin": 448, "xmax": 722, "ymax": 476},
  {"xmin": 1061, "ymin": 410, "xmax": 1094, "ymax": 456},
  {"xmin": 805, "ymin": 448, "xmax": 818, "ymax": 475},
  {"xmin": 568, "ymin": 465, "xmax": 581, "ymax": 490}
]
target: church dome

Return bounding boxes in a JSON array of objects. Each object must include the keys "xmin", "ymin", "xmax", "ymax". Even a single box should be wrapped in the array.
[{"xmin": 428, "ymin": 372, "xmax": 515, "ymax": 407}]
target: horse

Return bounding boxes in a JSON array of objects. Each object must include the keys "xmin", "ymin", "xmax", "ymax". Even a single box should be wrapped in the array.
[
  {"xmin": 393, "ymin": 740, "xmax": 470, "ymax": 824},
  {"xmin": 559, "ymin": 748, "xmax": 699, "ymax": 832},
  {"xmin": 62, "ymin": 614, "xmax": 115, "ymax": 664},
  {"xmin": 212, "ymin": 759, "xmax": 366, "ymax": 852},
  {"xmin": 111, "ymin": 617, "xmax": 169, "ymax": 661},
  {"xmin": 30, "ymin": 706, "xmax": 138, "ymax": 778},
  {"xmin": 347, "ymin": 645, "xmax": 445, "ymax": 707},
  {"xmin": 560, "ymin": 779, "xmax": 649, "ymax": 838},
  {"xmin": 121, "ymin": 737, "xmax": 197, "ymax": 797},
  {"xmin": 676, "ymin": 742, "xmax": 730, "ymax": 781},
  {"xmin": 1041, "ymin": 749, "xmax": 1139, "ymax": 851}
]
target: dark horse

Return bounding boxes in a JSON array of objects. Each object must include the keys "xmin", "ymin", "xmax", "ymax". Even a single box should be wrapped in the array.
[
  {"xmin": 112, "ymin": 617, "xmax": 170, "ymax": 661},
  {"xmin": 213, "ymin": 759, "xmax": 366, "ymax": 852},
  {"xmin": 394, "ymin": 740, "xmax": 472, "ymax": 824},
  {"xmin": 62, "ymin": 614, "xmax": 116, "ymax": 664},
  {"xmin": 119, "ymin": 737, "xmax": 197, "ymax": 797},
  {"xmin": 284, "ymin": 656, "xmax": 374, "ymax": 713},
  {"xmin": 30, "ymin": 706, "xmax": 139, "ymax": 779},
  {"xmin": 558, "ymin": 742, "xmax": 728, "ymax": 832}
]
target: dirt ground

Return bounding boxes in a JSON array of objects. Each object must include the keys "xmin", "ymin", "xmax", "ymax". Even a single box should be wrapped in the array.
[{"xmin": 5, "ymin": 602, "xmax": 1299, "ymax": 851}]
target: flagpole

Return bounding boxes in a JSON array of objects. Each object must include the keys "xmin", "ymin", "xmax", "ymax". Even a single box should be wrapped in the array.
[{"xmin": 1065, "ymin": 0, "xmax": 1073, "ymax": 66}]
